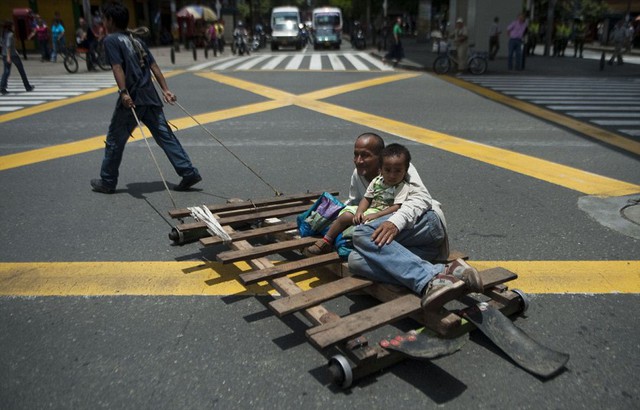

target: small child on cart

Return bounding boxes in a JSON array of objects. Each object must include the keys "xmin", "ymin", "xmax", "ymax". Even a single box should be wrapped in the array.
[{"xmin": 304, "ymin": 143, "xmax": 412, "ymax": 256}]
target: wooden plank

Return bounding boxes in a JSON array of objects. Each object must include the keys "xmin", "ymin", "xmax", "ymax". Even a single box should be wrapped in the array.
[
  {"xmin": 480, "ymin": 267, "xmax": 518, "ymax": 287},
  {"xmin": 199, "ymin": 222, "xmax": 297, "ymax": 246},
  {"xmin": 306, "ymin": 294, "xmax": 421, "ymax": 349},
  {"xmin": 173, "ymin": 204, "xmax": 311, "ymax": 233},
  {"xmin": 225, "ymin": 232, "xmax": 337, "ymax": 326},
  {"xmin": 269, "ymin": 276, "xmax": 374, "ymax": 316},
  {"xmin": 217, "ymin": 237, "xmax": 319, "ymax": 264},
  {"xmin": 240, "ymin": 252, "xmax": 342, "ymax": 284},
  {"xmin": 168, "ymin": 190, "xmax": 339, "ymax": 219}
]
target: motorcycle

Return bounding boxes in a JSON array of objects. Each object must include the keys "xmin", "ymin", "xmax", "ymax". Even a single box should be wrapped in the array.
[
  {"xmin": 351, "ymin": 25, "xmax": 366, "ymax": 50},
  {"xmin": 232, "ymin": 33, "xmax": 250, "ymax": 56},
  {"xmin": 251, "ymin": 35, "xmax": 261, "ymax": 52}
]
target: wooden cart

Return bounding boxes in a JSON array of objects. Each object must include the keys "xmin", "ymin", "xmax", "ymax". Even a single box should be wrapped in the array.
[{"xmin": 168, "ymin": 191, "xmax": 530, "ymax": 388}]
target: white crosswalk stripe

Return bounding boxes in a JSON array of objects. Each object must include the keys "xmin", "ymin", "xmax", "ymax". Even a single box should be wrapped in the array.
[
  {"xmin": 1, "ymin": 72, "xmax": 115, "ymax": 113},
  {"xmin": 461, "ymin": 75, "xmax": 640, "ymax": 138},
  {"xmin": 187, "ymin": 52, "xmax": 394, "ymax": 72}
]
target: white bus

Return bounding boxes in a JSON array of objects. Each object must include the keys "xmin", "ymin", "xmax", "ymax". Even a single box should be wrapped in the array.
[{"xmin": 270, "ymin": 6, "xmax": 302, "ymax": 51}]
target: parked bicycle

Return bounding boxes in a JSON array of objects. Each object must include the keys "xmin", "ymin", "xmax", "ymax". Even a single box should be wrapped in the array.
[
  {"xmin": 433, "ymin": 43, "xmax": 488, "ymax": 75},
  {"xmin": 61, "ymin": 40, "xmax": 109, "ymax": 73}
]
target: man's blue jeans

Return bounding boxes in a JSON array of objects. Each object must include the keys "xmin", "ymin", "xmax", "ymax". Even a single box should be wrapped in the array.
[
  {"xmin": 100, "ymin": 105, "xmax": 199, "ymax": 189},
  {"xmin": 508, "ymin": 38, "xmax": 523, "ymax": 70},
  {"xmin": 348, "ymin": 210, "xmax": 446, "ymax": 295}
]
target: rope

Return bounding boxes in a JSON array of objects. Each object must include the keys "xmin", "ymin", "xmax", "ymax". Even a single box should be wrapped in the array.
[
  {"xmin": 188, "ymin": 205, "xmax": 232, "ymax": 245},
  {"xmin": 130, "ymin": 107, "xmax": 179, "ymax": 209},
  {"xmin": 174, "ymin": 101, "xmax": 282, "ymax": 197}
]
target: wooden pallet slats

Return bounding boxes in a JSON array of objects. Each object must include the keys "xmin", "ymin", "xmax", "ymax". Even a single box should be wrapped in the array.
[
  {"xmin": 199, "ymin": 221, "xmax": 298, "ymax": 246},
  {"xmin": 217, "ymin": 237, "xmax": 318, "ymax": 264},
  {"xmin": 269, "ymin": 276, "xmax": 374, "ymax": 317},
  {"xmin": 240, "ymin": 252, "xmax": 342, "ymax": 285},
  {"xmin": 168, "ymin": 190, "xmax": 339, "ymax": 219},
  {"xmin": 306, "ymin": 294, "xmax": 422, "ymax": 350}
]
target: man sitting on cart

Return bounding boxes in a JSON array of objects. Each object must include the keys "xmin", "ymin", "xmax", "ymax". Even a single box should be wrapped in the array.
[{"xmin": 345, "ymin": 133, "xmax": 483, "ymax": 309}]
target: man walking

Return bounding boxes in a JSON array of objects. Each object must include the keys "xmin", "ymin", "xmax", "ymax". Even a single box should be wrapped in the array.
[{"xmin": 90, "ymin": 2, "xmax": 201, "ymax": 194}]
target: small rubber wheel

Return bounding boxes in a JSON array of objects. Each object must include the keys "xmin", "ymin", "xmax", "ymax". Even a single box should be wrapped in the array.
[
  {"xmin": 168, "ymin": 228, "xmax": 184, "ymax": 245},
  {"xmin": 512, "ymin": 289, "xmax": 530, "ymax": 314},
  {"xmin": 328, "ymin": 355, "xmax": 353, "ymax": 389}
]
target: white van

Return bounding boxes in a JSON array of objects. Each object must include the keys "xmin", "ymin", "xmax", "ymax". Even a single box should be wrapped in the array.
[
  {"xmin": 270, "ymin": 6, "xmax": 302, "ymax": 51},
  {"xmin": 311, "ymin": 7, "xmax": 343, "ymax": 49},
  {"xmin": 312, "ymin": 7, "xmax": 343, "ymax": 32}
]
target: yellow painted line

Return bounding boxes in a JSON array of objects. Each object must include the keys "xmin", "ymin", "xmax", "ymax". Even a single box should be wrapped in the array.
[
  {"xmin": 0, "ymin": 99, "xmax": 288, "ymax": 171},
  {"xmin": 0, "ymin": 70, "xmax": 185, "ymax": 124},
  {"xmin": 2, "ymin": 71, "xmax": 639, "ymax": 198},
  {"xmin": 293, "ymin": 97, "xmax": 640, "ymax": 196},
  {"xmin": 0, "ymin": 261, "xmax": 333, "ymax": 296},
  {"xmin": 0, "ymin": 261, "xmax": 637, "ymax": 296},
  {"xmin": 441, "ymin": 76, "xmax": 640, "ymax": 156},
  {"xmin": 471, "ymin": 261, "xmax": 640, "ymax": 294}
]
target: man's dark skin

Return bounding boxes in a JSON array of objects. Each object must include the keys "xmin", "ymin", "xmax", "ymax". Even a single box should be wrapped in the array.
[{"xmin": 353, "ymin": 135, "xmax": 401, "ymax": 247}]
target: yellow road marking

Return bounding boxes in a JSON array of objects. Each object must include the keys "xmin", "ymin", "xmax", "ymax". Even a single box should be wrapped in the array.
[
  {"xmin": 293, "ymin": 98, "xmax": 640, "ymax": 196},
  {"xmin": 0, "ymin": 261, "xmax": 637, "ymax": 296},
  {"xmin": 1, "ymin": 71, "xmax": 638, "ymax": 198},
  {"xmin": 441, "ymin": 76, "xmax": 640, "ymax": 156}
]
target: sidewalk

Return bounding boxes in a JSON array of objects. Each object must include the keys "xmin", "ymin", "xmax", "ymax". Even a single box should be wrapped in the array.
[
  {"xmin": 11, "ymin": 45, "xmax": 206, "ymax": 78},
  {"xmin": 373, "ymin": 39, "xmax": 640, "ymax": 77}
]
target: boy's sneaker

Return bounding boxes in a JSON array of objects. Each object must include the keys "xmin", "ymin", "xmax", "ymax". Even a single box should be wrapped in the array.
[
  {"xmin": 1, "ymin": 89, "xmax": 7, "ymax": 95},
  {"xmin": 445, "ymin": 258, "xmax": 483, "ymax": 292},
  {"xmin": 174, "ymin": 174, "xmax": 202, "ymax": 191},
  {"xmin": 90, "ymin": 179, "xmax": 115, "ymax": 194},
  {"xmin": 420, "ymin": 274, "xmax": 465, "ymax": 310},
  {"xmin": 26, "ymin": 85, "xmax": 35, "ymax": 92},
  {"xmin": 303, "ymin": 239, "xmax": 333, "ymax": 256}
]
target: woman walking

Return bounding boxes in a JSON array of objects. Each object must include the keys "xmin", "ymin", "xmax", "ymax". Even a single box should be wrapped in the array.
[{"xmin": 1, "ymin": 21, "xmax": 35, "ymax": 95}]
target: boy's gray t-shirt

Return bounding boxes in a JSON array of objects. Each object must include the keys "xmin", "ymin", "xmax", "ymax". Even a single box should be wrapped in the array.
[{"xmin": 103, "ymin": 31, "xmax": 162, "ymax": 107}]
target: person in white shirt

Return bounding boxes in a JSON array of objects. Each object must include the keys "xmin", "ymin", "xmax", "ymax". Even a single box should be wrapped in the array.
[{"xmin": 346, "ymin": 133, "xmax": 482, "ymax": 310}]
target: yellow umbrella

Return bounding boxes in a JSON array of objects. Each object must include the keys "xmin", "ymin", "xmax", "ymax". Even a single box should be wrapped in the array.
[{"xmin": 176, "ymin": 5, "xmax": 217, "ymax": 22}]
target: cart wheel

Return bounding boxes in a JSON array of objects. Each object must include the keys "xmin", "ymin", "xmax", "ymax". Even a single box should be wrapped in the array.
[
  {"xmin": 512, "ymin": 289, "xmax": 530, "ymax": 314},
  {"xmin": 170, "ymin": 48, "xmax": 175, "ymax": 64},
  {"xmin": 168, "ymin": 228, "xmax": 184, "ymax": 245},
  {"xmin": 63, "ymin": 54, "xmax": 78, "ymax": 73},
  {"xmin": 328, "ymin": 355, "xmax": 353, "ymax": 389}
]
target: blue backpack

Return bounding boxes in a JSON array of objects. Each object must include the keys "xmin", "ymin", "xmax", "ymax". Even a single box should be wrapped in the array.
[{"xmin": 296, "ymin": 192, "xmax": 353, "ymax": 259}]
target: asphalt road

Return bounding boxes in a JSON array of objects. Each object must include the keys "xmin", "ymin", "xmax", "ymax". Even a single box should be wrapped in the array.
[{"xmin": 1, "ymin": 45, "xmax": 639, "ymax": 409}]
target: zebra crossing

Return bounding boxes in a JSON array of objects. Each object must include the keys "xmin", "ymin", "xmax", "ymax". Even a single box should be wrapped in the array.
[
  {"xmin": 188, "ymin": 51, "xmax": 394, "ymax": 72},
  {"xmin": 461, "ymin": 75, "xmax": 640, "ymax": 138},
  {"xmin": 0, "ymin": 73, "xmax": 116, "ymax": 113}
]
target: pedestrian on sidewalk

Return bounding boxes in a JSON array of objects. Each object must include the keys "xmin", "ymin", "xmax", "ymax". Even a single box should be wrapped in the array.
[
  {"xmin": 451, "ymin": 17, "xmax": 469, "ymax": 73},
  {"xmin": 90, "ymin": 2, "xmax": 201, "ymax": 194},
  {"xmin": 608, "ymin": 20, "xmax": 626, "ymax": 65},
  {"xmin": 489, "ymin": 17, "xmax": 501, "ymax": 60},
  {"xmin": 383, "ymin": 17, "xmax": 404, "ymax": 65},
  {"xmin": 506, "ymin": 12, "xmax": 527, "ymax": 70},
  {"xmin": 50, "ymin": 14, "xmax": 65, "ymax": 62},
  {"xmin": 1, "ymin": 21, "xmax": 35, "ymax": 95},
  {"xmin": 29, "ymin": 16, "xmax": 51, "ymax": 62},
  {"xmin": 572, "ymin": 18, "xmax": 586, "ymax": 58}
]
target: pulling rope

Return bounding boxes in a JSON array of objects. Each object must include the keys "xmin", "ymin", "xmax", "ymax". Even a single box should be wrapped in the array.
[
  {"xmin": 130, "ymin": 107, "xmax": 179, "ymax": 210},
  {"xmin": 174, "ymin": 101, "xmax": 282, "ymax": 197}
]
